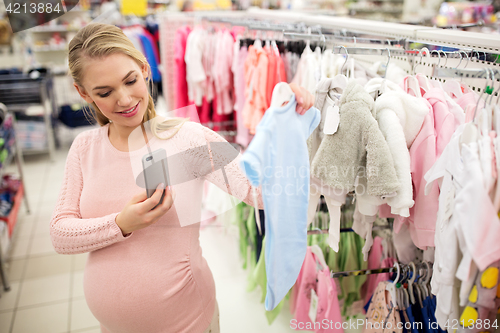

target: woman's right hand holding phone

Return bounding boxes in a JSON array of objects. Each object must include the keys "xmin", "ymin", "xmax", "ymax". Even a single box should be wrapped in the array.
[{"xmin": 115, "ymin": 184, "xmax": 175, "ymax": 236}]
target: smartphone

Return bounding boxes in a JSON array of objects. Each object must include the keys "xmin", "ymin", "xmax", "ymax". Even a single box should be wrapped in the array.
[{"xmin": 142, "ymin": 148, "xmax": 170, "ymax": 209}]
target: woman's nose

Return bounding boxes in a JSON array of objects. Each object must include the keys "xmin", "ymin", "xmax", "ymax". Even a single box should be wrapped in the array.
[{"xmin": 117, "ymin": 89, "xmax": 132, "ymax": 107}]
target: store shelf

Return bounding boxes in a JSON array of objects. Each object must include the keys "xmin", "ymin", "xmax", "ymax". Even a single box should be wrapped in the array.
[
  {"xmin": 33, "ymin": 45, "xmax": 68, "ymax": 52},
  {"xmin": 31, "ymin": 26, "xmax": 80, "ymax": 33},
  {"xmin": 348, "ymin": 7, "xmax": 403, "ymax": 14},
  {"xmin": 0, "ymin": 183, "xmax": 24, "ymax": 237}
]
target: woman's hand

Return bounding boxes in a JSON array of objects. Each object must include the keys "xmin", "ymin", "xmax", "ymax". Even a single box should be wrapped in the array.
[
  {"xmin": 289, "ymin": 83, "xmax": 315, "ymax": 115},
  {"xmin": 115, "ymin": 184, "xmax": 175, "ymax": 236}
]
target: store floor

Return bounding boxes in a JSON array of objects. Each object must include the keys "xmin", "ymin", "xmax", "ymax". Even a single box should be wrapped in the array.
[{"xmin": 0, "ymin": 126, "xmax": 306, "ymax": 333}]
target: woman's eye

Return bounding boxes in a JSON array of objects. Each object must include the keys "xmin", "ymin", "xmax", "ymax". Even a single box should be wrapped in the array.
[
  {"xmin": 98, "ymin": 92, "xmax": 111, "ymax": 98},
  {"xmin": 126, "ymin": 79, "xmax": 137, "ymax": 85}
]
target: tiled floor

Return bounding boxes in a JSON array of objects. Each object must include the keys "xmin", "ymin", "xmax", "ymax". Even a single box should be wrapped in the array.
[{"xmin": 0, "ymin": 122, "xmax": 306, "ymax": 332}]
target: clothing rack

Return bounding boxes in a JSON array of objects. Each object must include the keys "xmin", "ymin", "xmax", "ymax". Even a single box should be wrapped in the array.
[
  {"xmin": 434, "ymin": 67, "xmax": 500, "ymax": 80},
  {"xmin": 284, "ymin": 32, "xmax": 407, "ymax": 47},
  {"xmin": 330, "ymin": 261, "xmax": 433, "ymax": 278},
  {"xmin": 159, "ymin": 10, "xmax": 500, "ymax": 112},
  {"xmin": 307, "ymin": 225, "xmax": 391, "ymax": 235},
  {"xmin": 331, "ymin": 267, "xmax": 395, "ymax": 278}
]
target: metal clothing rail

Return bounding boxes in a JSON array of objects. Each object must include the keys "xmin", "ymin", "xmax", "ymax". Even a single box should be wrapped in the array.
[
  {"xmin": 307, "ymin": 225, "xmax": 391, "ymax": 235},
  {"xmin": 434, "ymin": 67, "xmax": 500, "ymax": 80},
  {"xmin": 203, "ymin": 16, "xmax": 309, "ymax": 33},
  {"xmin": 331, "ymin": 261, "xmax": 433, "ymax": 279},
  {"xmin": 284, "ymin": 32, "xmax": 407, "ymax": 47},
  {"xmin": 245, "ymin": 8, "xmax": 500, "ymax": 54},
  {"xmin": 331, "ymin": 267, "xmax": 395, "ymax": 278},
  {"xmin": 198, "ymin": 13, "xmax": 498, "ymax": 62}
]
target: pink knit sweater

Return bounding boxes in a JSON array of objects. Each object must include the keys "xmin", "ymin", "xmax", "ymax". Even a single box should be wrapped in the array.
[{"xmin": 50, "ymin": 121, "xmax": 263, "ymax": 333}]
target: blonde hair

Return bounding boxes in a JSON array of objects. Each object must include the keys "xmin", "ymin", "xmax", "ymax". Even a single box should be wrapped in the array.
[{"xmin": 68, "ymin": 22, "xmax": 187, "ymax": 139}]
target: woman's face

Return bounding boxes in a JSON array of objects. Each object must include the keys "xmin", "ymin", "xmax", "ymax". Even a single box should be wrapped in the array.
[{"xmin": 74, "ymin": 53, "xmax": 149, "ymax": 130}]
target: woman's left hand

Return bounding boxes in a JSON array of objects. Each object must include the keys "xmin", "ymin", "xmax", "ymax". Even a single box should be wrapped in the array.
[{"xmin": 289, "ymin": 83, "xmax": 315, "ymax": 115}]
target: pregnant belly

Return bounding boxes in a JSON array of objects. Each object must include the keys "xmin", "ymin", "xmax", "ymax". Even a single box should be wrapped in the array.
[{"xmin": 83, "ymin": 251, "xmax": 215, "ymax": 333}]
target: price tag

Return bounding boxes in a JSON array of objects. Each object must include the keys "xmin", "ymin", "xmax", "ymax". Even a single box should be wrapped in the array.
[
  {"xmin": 309, "ymin": 289, "xmax": 319, "ymax": 322},
  {"xmin": 323, "ymin": 105, "xmax": 340, "ymax": 135}
]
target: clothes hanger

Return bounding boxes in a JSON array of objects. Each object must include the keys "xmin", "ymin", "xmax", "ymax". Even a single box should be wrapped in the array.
[
  {"xmin": 386, "ymin": 262, "xmax": 400, "ymax": 305},
  {"xmin": 254, "ymin": 30, "xmax": 262, "ymax": 49},
  {"xmin": 432, "ymin": 50, "xmax": 447, "ymax": 89},
  {"xmin": 484, "ymin": 69, "xmax": 496, "ymax": 130},
  {"xmin": 338, "ymin": 45, "xmax": 349, "ymax": 76},
  {"xmin": 407, "ymin": 261, "xmax": 417, "ymax": 305},
  {"xmin": 473, "ymin": 68, "xmax": 493, "ymax": 122},
  {"xmin": 416, "ymin": 263, "xmax": 428, "ymax": 299},
  {"xmin": 485, "ymin": 69, "xmax": 498, "ymax": 106},
  {"xmin": 443, "ymin": 51, "xmax": 464, "ymax": 98},
  {"xmin": 383, "ymin": 48, "xmax": 391, "ymax": 79},
  {"xmin": 411, "ymin": 262, "xmax": 425, "ymax": 308},
  {"xmin": 407, "ymin": 48, "xmax": 429, "ymax": 98},
  {"xmin": 496, "ymin": 69, "xmax": 500, "ymax": 105},
  {"xmin": 460, "ymin": 69, "xmax": 490, "ymax": 153},
  {"xmin": 422, "ymin": 261, "xmax": 432, "ymax": 298}
]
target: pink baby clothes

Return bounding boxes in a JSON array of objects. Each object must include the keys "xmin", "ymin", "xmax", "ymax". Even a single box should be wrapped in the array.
[
  {"xmin": 265, "ymin": 45, "xmax": 278, "ymax": 107},
  {"xmin": 293, "ymin": 247, "xmax": 328, "ymax": 329},
  {"xmin": 213, "ymin": 30, "xmax": 235, "ymax": 115},
  {"xmin": 378, "ymin": 204, "xmax": 397, "ymax": 219},
  {"xmin": 291, "ymin": 247, "xmax": 343, "ymax": 332},
  {"xmin": 315, "ymin": 268, "xmax": 344, "ymax": 333},
  {"xmin": 362, "ymin": 236, "xmax": 385, "ymax": 306},
  {"xmin": 232, "ymin": 43, "xmax": 251, "ymax": 147},
  {"xmin": 423, "ymin": 88, "xmax": 455, "ymax": 158},
  {"xmin": 211, "ymin": 95, "xmax": 233, "ymax": 132},
  {"xmin": 457, "ymin": 92, "xmax": 484, "ymax": 123},
  {"xmin": 276, "ymin": 52, "xmax": 287, "ymax": 83},
  {"xmin": 174, "ymin": 26, "xmax": 192, "ymax": 111},
  {"xmin": 242, "ymin": 45, "xmax": 269, "ymax": 135},
  {"xmin": 399, "ymin": 81, "xmax": 439, "ymax": 250}
]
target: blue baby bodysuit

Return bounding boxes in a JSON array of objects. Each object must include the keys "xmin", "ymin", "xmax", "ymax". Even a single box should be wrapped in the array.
[{"xmin": 240, "ymin": 95, "xmax": 320, "ymax": 310}]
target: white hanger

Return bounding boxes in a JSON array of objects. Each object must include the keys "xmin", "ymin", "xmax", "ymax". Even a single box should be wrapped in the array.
[
  {"xmin": 270, "ymin": 82, "xmax": 294, "ymax": 108},
  {"xmin": 442, "ymin": 51, "xmax": 464, "ymax": 99},
  {"xmin": 386, "ymin": 262, "xmax": 400, "ymax": 305},
  {"xmin": 254, "ymin": 31, "xmax": 262, "ymax": 49},
  {"xmin": 310, "ymin": 244, "xmax": 328, "ymax": 271},
  {"xmin": 407, "ymin": 262, "xmax": 418, "ymax": 305}
]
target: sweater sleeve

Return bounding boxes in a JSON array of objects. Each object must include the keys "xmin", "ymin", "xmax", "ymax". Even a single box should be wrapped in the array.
[
  {"xmin": 364, "ymin": 121, "xmax": 401, "ymax": 196},
  {"xmin": 50, "ymin": 138, "xmax": 131, "ymax": 255},
  {"xmin": 201, "ymin": 126, "xmax": 264, "ymax": 209}
]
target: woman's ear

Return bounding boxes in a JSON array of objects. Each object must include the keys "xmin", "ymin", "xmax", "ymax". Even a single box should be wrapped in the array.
[
  {"xmin": 73, "ymin": 83, "xmax": 94, "ymax": 104},
  {"xmin": 141, "ymin": 63, "xmax": 149, "ymax": 80}
]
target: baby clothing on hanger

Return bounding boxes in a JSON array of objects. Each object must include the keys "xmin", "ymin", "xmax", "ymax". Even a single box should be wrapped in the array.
[
  {"xmin": 242, "ymin": 45, "xmax": 269, "ymax": 134},
  {"xmin": 185, "ymin": 28, "xmax": 207, "ymax": 107},
  {"xmin": 240, "ymin": 95, "xmax": 320, "ymax": 310},
  {"xmin": 307, "ymin": 77, "xmax": 348, "ymax": 251},
  {"xmin": 363, "ymin": 281, "xmax": 403, "ymax": 333},
  {"xmin": 457, "ymin": 260, "xmax": 500, "ymax": 333},
  {"xmin": 232, "ymin": 40, "xmax": 251, "ymax": 147},
  {"xmin": 398, "ymin": 76, "xmax": 439, "ymax": 250},
  {"xmin": 174, "ymin": 26, "xmax": 192, "ymax": 111},
  {"xmin": 292, "ymin": 246, "xmax": 344, "ymax": 333},
  {"xmin": 423, "ymin": 88, "xmax": 455, "ymax": 158},
  {"xmin": 310, "ymin": 80, "xmax": 400, "ymax": 215},
  {"xmin": 212, "ymin": 29, "xmax": 235, "ymax": 116}
]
